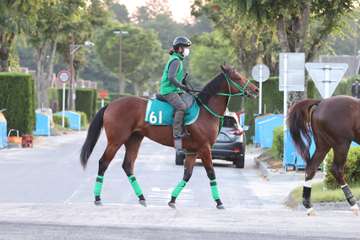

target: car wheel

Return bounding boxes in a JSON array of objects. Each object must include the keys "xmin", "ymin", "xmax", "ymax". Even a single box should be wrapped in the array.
[
  {"xmin": 175, "ymin": 150, "xmax": 185, "ymax": 165},
  {"xmin": 234, "ymin": 154, "xmax": 245, "ymax": 168}
]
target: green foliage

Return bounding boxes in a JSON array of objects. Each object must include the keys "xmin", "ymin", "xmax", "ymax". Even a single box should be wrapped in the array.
[
  {"xmin": 325, "ymin": 147, "xmax": 360, "ymax": 189},
  {"xmin": 53, "ymin": 115, "xmax": 69, "ymax": 128},
  {"xmin": 333, "ymin": 74, "xmax": 360, "ymax": 96},
  {"xmin": 0, "ymin": 73, "xmax": 35, "ymax": 134},
  {"xmin": 190, "ymin": 30, "xmax": 236, "ymax": 85},
  {"xmin": 77, "ymin": 111, "xmax": 88, "ymax": 128},
  {"xmin": 271, "ymin": 126, "xmax": 284, "ymax": 160}
]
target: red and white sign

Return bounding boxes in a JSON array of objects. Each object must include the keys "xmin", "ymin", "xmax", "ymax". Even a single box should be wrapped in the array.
[
  {"xmin": 98, "ymin": 90, "xmax": 109, "ymax": 99},
  {"xmin": 57, "ymin": 70, "xmax": 71, "ymax": 83}
]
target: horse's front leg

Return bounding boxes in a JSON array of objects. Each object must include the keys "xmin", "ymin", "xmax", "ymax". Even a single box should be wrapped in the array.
[
  {"xmin": 168, "ymin": 152, "xmax": 197, "ymax": 209},
  {"xmin": 200, "ymin": 147, "xmax": 224, "ymax": 209}
]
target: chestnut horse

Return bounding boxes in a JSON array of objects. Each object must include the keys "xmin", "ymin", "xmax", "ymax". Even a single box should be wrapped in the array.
[
  {"xmin": 80, "ymin": 64, "xmax": 258, "ymax": 209},
  {"xmin": 288, "ymin": 95, "xmax": 360, "ymax": 215}
]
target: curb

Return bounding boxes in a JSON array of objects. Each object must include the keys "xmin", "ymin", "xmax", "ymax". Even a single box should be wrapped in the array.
[{"xmin": 254, "ymin": 155, "xmax": 270, "ymax": 179}]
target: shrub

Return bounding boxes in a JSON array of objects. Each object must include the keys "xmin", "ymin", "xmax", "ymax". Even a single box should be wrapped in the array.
[
  {"xmin": 0, "ymin": 72, "xmax": 35, "ymax": 134},
  {"xmin": 77, "ymin": 111, "xmax": 88, "ymax": 128},
  {"xmin": 325, "ymin": 147, "xmax": 360, "ymax": 189},
  {"xmin": 53, "ymin": 115, "xmax": 69, "ymax": 128},
  {"xmin": 271, "ymin": 126, "xmax": 284, "ymax": 159},
  {"xmin": 75, "ymin": 89, "xmax": 97, "ymax": 121}
]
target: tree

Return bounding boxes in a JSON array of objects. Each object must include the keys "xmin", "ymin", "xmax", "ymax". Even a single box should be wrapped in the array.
[
  {"xmin": 193, "ymin": 0, "xmax": 357, "ymax": 102},
  {"xmin": 0, "ymin": 0, "xmax": 47, "ymax": 71},
  {"xmin": 96, "ymin": 22, "xmax": 164, "ymax": 95},
  {"xmin": 110, "ymin": 3, "xmax": 130, "ymax": 23}
]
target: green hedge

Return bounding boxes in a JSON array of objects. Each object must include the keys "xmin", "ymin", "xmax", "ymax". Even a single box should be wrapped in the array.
[
  {"xmin": 55, "ymin": 88, "xmax": 97, "ymax": 121},
  {"xmin": 325, "ymin": 147, "xmax": 360, "ymax": 189},
  {"xmin": 271, "ymin": 126, "xmax": 284, "ymax": 159},
  {"xmin": 0, "ymin": 72, "xmax": 35, "ymax": 134},
  {"xmin": 75, "ymin": 89, "xmax": 97, "ymax": 120},
  {"xmin": 77, "ymin": 111, "xmax": 88, "ymax": 128},
  {"xmin": 53, "ymin": 115, "xmax": 69, "ymax": 128}
]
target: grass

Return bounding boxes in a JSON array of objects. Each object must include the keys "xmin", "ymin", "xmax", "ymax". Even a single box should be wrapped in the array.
[{"xmin": 289, "ymin": 182, "xmax": 360, "ymax": 204}]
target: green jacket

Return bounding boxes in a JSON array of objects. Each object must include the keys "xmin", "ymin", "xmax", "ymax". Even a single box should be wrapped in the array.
[{"xmin": 160, "ymin": 53, "xmax": 184, "ymax": 95}]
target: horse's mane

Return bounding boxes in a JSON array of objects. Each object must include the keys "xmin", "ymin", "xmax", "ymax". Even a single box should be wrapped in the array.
[{"xmin": 198, "ymin": 73, "xmax": 224, "ymax": 104}]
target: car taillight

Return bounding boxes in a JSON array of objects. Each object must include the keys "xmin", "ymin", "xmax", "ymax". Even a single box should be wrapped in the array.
[
  {"xmin": 231, "ymin": 129, "xmax": 243, "ymax": 136},
  {"xmin": 233, "ymin": 147, "xmax": 241, "ymax": 153}
]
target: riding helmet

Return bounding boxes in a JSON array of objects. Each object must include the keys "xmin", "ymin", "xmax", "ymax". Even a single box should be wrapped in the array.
[{"xmin": 173, "ymin": 36, "xmax": 192, "ymax": 48}]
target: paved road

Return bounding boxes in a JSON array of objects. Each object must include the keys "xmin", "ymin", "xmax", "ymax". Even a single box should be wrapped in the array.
[{"xmin": 0, "ymin": 131, "xmax": 358, "ymax": 240}]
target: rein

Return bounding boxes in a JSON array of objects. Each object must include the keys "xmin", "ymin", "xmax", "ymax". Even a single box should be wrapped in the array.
[{"xmin": 194, "ymin": 72, "xmax": 250, "ymax": 121}]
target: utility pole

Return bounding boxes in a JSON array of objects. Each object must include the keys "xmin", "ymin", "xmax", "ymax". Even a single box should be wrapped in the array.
[{"xmin": 113, "ymin": 30, "xmax": 129, "ymax": 94}]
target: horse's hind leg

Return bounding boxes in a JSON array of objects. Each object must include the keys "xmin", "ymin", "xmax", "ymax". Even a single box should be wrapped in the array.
[
  {"xmin": 122, "ymin": 132, "xmax": 146, "ymax": 206},
  {"xmin": 303, "ymin": 141, "xmax": 330, "ymax": 215},
  {"xmin": 94, "ymin": 143, "xmax": 121, "ymax": 205},
  {"xmin": 331, "ymin": 142, "xmax": 359, "ymax": 215},
  {"xmin": 168, "ymin": 153, "xmax": 197, "ymax": 209}
]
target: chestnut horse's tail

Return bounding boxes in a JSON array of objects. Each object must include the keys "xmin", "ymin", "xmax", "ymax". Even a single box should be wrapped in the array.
[
  {"xmin": 80, "ymin": 106, "xmax": 107, "ymax": 169},
  {"xmin": 287, "ymin": 99, "xmax": 320, "ymax": 163}
]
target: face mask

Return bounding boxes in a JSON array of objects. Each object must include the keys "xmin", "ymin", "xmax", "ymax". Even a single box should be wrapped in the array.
[{"xmin": 183, "ymin": 48, "xmax": 190, "ymax": 57}]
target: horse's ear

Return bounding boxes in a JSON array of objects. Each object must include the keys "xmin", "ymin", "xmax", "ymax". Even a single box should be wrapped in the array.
[{"xmin": 220, "ymin": 64, "xmax": 226, "ymax": 72}]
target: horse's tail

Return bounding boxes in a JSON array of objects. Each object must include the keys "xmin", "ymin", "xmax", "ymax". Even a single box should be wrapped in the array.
[
  {"xmin": 287, "ymin": 99, "xmax": 320, "ymax": 163},
  {"xmin": 80, "ymin": 106, "xmax": 107, "ymax": 169}
]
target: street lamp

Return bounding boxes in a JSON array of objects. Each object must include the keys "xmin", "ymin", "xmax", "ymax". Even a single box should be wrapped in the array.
[
  {"xmin": 113, "ymin": 30, "xmax": 129, "ymax": 94},
  {"xmin": 68, "ymin": 41, "xmax": 95, "ymax": 110}
]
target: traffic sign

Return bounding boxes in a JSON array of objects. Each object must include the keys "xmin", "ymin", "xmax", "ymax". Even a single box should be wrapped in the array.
[
  {"xmin": 305, "ymin": 63, "xmax": 348, "ymax": 98},
  {"xmin": 251, "ymin": 64, "xmax": 270, "ymax": 114},
  {"xmin": 252, "ymin": 64, "xmax": 270, "ymax": 82},
  {"xmin": 57, "ymin": 70, "xmax": 70, "ymax": 83},
  {"xmin": 279, "ymin": 53, "xmax": 305, "ymax": 91},
  {"xmin": 98, "ymin": 90, "xmax": 109, "ymax": 99}
]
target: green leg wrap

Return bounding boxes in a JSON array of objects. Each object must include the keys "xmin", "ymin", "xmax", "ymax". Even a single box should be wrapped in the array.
[
  {"xmin": 171, "ymin": 179, "xmax": 187, "ymax": 198},
  {"xmin": 94, "ymin": 175, "xmax": 104, "ymax": 197},
  {"xmin": 210, "ymin": 179, "xmax": 220, "ymax": 201},
  {"xmin": 128, "ymin": 175, "xmax": 143, "ymax": 197}
]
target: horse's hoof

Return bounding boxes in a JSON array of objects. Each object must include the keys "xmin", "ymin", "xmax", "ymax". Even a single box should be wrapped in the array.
[
  {"xmin": 306, "ymin": 207, "xmax": 316, "ymax": 216},
  {"xmin": 94, "ymin": 200, "xmax": 102, "ymax": 206},
  {"xmin": 139, "ymin": 199, "xmax": 147, "ymax": 207},
  {"xmin": 351, "ymin": 204, "xmax": 359, "ymax": 216},
  {"xmin": 216, "ymin": 204, "xmax": 225, "ymax": 210},
  {"xmin": 168, "ymin": 202, "xmax": 176, "ymax": 209}
]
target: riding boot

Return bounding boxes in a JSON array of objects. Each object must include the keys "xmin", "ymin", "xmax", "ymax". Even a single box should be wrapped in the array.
[{"xmin": 173, "ymin": 110, "xmax": 185, "ymax": 150}]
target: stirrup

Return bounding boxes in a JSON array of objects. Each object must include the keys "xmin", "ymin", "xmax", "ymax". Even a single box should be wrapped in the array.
[{"xmin": 174, "ymin": 137, "xmax": 182, "ymax": 150}]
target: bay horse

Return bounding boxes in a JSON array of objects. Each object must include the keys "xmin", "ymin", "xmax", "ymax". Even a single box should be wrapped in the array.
[
  {"xmin": 80, "ymin": 64, "xmax": 258, "ymax": 209},
  {"xmin": 288, "ymin": 95, "xmax": 360, "ymax": 215}
]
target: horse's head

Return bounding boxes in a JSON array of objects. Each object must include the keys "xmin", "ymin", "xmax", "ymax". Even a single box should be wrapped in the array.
[{"xmin": 220, "ymin": 64, "xmax": 259, "ymax": 98}]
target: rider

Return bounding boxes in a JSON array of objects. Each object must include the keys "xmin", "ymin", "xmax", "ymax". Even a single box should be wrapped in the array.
[{"xmin": 160, "ymin": 36, "xmax": 192, "ymax": 147}]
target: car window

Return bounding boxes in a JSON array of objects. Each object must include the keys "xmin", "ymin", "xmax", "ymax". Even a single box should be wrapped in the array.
[
  {"xmin": 223, "ymin": 116, "xmax": 238, "ymax": 128},
  {"xmin": 216, "ymin": 133, "xmax": 231, "ymax": 142}
]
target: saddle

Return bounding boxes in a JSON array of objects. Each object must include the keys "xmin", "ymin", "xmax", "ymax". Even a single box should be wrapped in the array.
[{"xmin": 144, "ymin": 93, "xmax": 200, "ymax": 126}]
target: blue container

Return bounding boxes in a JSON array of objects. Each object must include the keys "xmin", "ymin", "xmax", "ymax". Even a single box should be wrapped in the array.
[
  {"xmin": 55, "ymin": 111, "xmax": 81, "ymax": 131},
  {"xmin": 283, "ymin": 129, "xmax": 315, "ymax": 170},
  {"xmin": 257, "ymin": 114, "xmax": 284, "ymax": 148},
  {"xmin": 254, "ymin": 114, "xmax": 275, "ymax": 145},
  {"xmin": 0, "ymin": 120, "xmax": 7, "ymax": 149},
  {"xmin": 33, "ymin": 112, "xmax": 51, "ymax": 136}
]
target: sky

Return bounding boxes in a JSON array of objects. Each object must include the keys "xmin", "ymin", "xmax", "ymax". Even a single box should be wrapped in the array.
[{"xmin": 117, "ymin": 0, "xmax": 194, "ymax": 23}]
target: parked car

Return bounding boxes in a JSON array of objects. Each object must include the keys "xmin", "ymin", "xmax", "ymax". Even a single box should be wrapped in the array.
[{"xmin": 175, "ymin": 114, "xmax": 246, "ymax": 168}]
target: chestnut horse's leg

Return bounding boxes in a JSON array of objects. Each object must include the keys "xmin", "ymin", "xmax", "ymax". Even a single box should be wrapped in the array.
[
  {"xmin": 168, "ymin": 153, "xmax": 197, "ymax": 209},
  {"xmin": 303, "ymin": 144, "xmax": 330, "ymax": 215},
  {"xmin": 122, "ymin": 132, "xmax": 146, "ymax": 207},
  {"xmin": 200, "ymin": 148, "xmax": 224, "ymax": 209},
  {"xmin": 94, "ymin": 143, "xmax": 121, "ymax": 205},
  {"xmin": 331, "ymin": 142, "xmax": 359, "ymax": 215}
]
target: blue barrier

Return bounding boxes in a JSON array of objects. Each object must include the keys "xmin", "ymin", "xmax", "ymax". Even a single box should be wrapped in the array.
[
  {"xmin": 0, "ymin": 119, "xmax": 7, "ymax": 149},
  {"xmin": 33, "ymin": 112, "xmax": 51, "ymax": 136},
  {"xmin": 55, "ymin": 111, "xmax": 81, "ymax": 131},
  {"xmin": 255, "ymin": 114, "xmax": 283, "ymax": 148}
]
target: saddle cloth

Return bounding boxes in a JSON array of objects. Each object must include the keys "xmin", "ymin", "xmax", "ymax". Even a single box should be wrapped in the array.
[{"xmin": 144, "ymin": 94, "xmax": 200, "ymax": 126}]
